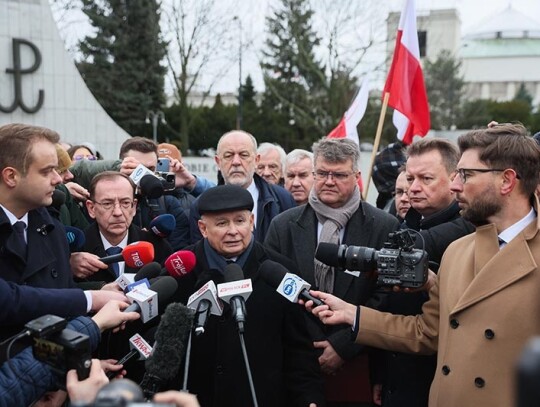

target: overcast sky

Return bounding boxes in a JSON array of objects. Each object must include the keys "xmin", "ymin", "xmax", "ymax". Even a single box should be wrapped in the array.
[{"xmin": 51, "ymin": 0, "xmax": 540, "ymax": 95}]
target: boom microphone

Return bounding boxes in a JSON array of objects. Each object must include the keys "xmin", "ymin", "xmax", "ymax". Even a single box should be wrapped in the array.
[
  {"xmin": 140, "ymin": 303, "xmax": 194, "ymax": 399},
  {"xmin": 124, "ymin": 276, "xmax": 178, "ymax": 323},
  {"xmin": 149, "ymin": 214, "xmax": 176, "ymax": 238},
  {"xmin": 65, "ymin": 226, "xmax": 85, "ymax": 252},
  {"xmin": 99, "ymin": 241, "xmax": 155, "ymax": 268},
  {"xmin": 217, "ymin": 264, "xmax": 252, "ymax": 333},
  {"xmin": 258, "ymin": 260, "xmax": 324, "ymax": 307},
  {"xmin": 164, "ymin": 250, "xmax": 196, "ymax": 278}
]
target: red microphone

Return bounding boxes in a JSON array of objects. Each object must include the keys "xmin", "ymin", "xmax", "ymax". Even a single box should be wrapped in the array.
[
  {"xmin": 99, "ymin": 241, "xmax": 155, "ymax": 268},
  {"xmin": 164, "ymin": 250, "xmax": 196, "ymax": 278}
]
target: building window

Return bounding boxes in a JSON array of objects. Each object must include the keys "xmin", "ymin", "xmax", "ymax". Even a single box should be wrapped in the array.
[{"xmin": 418, "ymin": 31, "xmax": 427, "ymax": 57}]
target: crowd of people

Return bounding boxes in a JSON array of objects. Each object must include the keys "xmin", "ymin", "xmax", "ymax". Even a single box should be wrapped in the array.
[{"xmin": 0, "ymin": 122, "xmax": 539, "ymax": 407}]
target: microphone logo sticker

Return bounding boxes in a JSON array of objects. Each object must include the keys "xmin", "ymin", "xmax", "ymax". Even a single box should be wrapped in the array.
[
  {"xmin": 283, "ymin": 277, "xmax": 297, "ymax": 296},
  {"xmin": 171, "ymin": 257, "xmax": 187, "ymax": 276},
  {"xmin": 131, "ymin": 251, "xmax": 144, "ymax": 268}
]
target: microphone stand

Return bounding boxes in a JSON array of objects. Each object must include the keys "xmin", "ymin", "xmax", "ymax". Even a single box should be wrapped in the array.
[
  {"xmin": 182, "ymin": 330, "xmax": 192, "ymax": 391},
  {"xmin": 238, "ymin": 331, "xmax": 258, "ymax": 407}
]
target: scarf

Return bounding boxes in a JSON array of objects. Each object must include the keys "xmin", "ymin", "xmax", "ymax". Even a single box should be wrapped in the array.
[{"xmin": 309, "ymin": 185, "xmax": 361, "ymax": 293}]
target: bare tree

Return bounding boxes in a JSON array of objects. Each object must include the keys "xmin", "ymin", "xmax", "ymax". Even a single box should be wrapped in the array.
[{"xmin": 163, "ymin": 0, "xmax": 240, "ymax": 151}]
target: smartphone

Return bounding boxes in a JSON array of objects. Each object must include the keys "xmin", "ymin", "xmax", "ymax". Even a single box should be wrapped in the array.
[{"xmin": 157, "ymin": 158, "xmax": 170, "ymax": 172}]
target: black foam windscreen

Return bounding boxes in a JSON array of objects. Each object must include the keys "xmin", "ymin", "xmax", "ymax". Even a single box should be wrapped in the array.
[
  {"xmin": 258, "ymin": 260, "xmax": 288, "ymax": 289},
  {"xmin": 51, "ymin": 189, "xmax": 66, "ymax": 209},
  {"xmin": 139, "ymin": 174, "xmax": 163, "ymax": 199},
  {"xmin": 223, "ymin": 263, "xmax": 244, "ymax": 283},
  {"xmin": 314, "ymin": 242, "xmax": 341, "ymax": 267},
  {"xmin": 134, "ymin": 262, "xmax": 162, "ymax": 282}
]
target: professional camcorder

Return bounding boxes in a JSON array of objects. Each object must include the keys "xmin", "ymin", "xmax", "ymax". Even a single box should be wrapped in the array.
[
  {"xmin": 315, "ymin": 229, "xmax": 428, "ymax": 288},
  {"xmin": 26, "ymin": 315, "xmax": 92, "ymax": 380},
  {"xmin": 154, "ymin": 171, "xmax": 175, "ymax": 191}
]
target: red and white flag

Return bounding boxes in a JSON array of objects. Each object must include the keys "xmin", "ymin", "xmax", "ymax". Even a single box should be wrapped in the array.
[
  {"xmin": 327, "ymin": 74, "xmax": 371, "ymax": 145},
  {"xmin": 384, "ymin": 0, "xmax": 430, "ymax": 145}
]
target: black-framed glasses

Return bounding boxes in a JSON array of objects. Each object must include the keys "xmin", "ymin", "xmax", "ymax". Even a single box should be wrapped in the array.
[
  {"xmin": 92, "ymin": 199, "xmax": 134, "ymax": 211},
  {"xmin": 453, "ymin": 168, "xmax": 510, "ymax": 184},
  {"xmin": 313, "ymin": 170, "xmax": 353, "ymax": 181}
]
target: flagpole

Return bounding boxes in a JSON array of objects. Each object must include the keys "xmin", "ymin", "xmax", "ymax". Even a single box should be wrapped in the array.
[{"xmin": 362, "ymin": 92, "xmax": 390, "ymax": 201}]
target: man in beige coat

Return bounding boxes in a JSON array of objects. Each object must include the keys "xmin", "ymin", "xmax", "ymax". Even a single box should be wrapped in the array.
[{"xmin": 306, "ymin": 124, "xmax": 540, "ymax": 407}]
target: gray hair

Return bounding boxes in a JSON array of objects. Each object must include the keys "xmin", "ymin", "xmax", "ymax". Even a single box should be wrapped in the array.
[
  {"xmin": 285, "ymin": 149, "xmax": 313, "ymax": 172},
  {"xmin": 217, "ymin": 130, "xmax": 258, "ymax": 155},
  {"xmin": 258, "ymin": 142, "xmax": 286, "ymax": 170},
  {"xmin": 312, "ymin": 138, "xmax": 360, "ymax": 172}
]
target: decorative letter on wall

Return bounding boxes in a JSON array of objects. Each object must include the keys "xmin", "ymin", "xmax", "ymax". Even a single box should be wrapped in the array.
[{"xmin": 0, "ymin": 38, "xmax": 44, "ymax": 113}]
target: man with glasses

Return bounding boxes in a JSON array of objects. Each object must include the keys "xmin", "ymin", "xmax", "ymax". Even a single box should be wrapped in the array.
[
  {"xmin": 189, "ymin": 130, "xmax": 296, "ymax": 244},
  {"xmin": 71, "ymin": 171, "xmax": 172, "ymax": 285},
  {"xmin": 370, "ymin": 139, "xmax": 474, "ymax": 407},
  {"xmin": 265, "ymin": 138, "xmax": 399, "ymax": 406},
  {"xmin": 306, "ymin": 123, "xmax": 540, "ymax": 407}
]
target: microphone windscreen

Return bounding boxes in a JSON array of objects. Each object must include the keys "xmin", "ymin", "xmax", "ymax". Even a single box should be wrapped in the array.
[
  {"xmin": 134, "ymin": 262, "xmax": 162, "ymax": 281},
  {"xmin": 164, "ymin": 250, "xmax": 196, "ymax": 278},
  {"xmin": 51, "ymin": 189, "xmax": 66, "ymax": 209},
  {"xmin": 149, "ymin": 276, "xmax": 178, "ymax": 309},
  {"xmin": 65, "ymin": 226, "xmax": 86, "ymax": 252},
  {"xmin": 223, "ymin": 263, "xmax": 244, "ymax": 283},
  {"xmin": 144, "ymin": 302, "xmax": 193, "ymax": 380},
  {"xmin": 149, "ymin": 214, "xmax": 176, "ymax": 238},
  {"xmin": 258, "ymin": 260, "xmax": 288, "ymax": 289},
  {"xmin": 139, "ymin": 174, "xmax": 163, "ymax": 199},
  {"xmin": 123, "ymin": 241, "xmax": 155, "ymax": 268},
  {"xmin": 315, "ymin": 242, "xmax": 341, "ymax": 267}
]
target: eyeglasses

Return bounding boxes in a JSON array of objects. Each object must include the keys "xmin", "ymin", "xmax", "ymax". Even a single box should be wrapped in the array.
[
  {"xmin": 453, "ymin": 168, "xmax": 509, "ymax": 184},
  {"xmin": 393, "ymin": 188, "xmax": 408, "ymax": 197},
  {"xmin": 313, "ymin": 170, "xmax": 353, "ymax": 181},
  {"xmin": 73, "ymin": 155, "xmax": 97, "ymax": 161},
  {"xmin": 92, "ymin": 199, "xmax": 134, "ymax": 211}
]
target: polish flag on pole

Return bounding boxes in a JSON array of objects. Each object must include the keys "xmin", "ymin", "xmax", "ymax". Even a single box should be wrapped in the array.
[
  {"xmin": 327, "ymin": 74, "xmax": 371, "ymax": 145},
  {"xmin": 384, "ymin": 0, "xmax": 430, "ymax": 145}
]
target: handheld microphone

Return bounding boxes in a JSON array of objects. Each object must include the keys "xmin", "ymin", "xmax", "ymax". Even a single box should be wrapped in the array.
[
  {"xmin": 65, "ymin": 226, "xmax": 86, "ymax": 252},
  {"xmin": 164, "ymin": 250, "xmax": 196, "ymax": 278},
  {"xmin": 124, "ymin": 276, "xmax": 178, "ymax": 323},
  {"xmin": 116, "ymin": 261, "xmax": 162, "ymax": 291},
  {"xmin": 149, "ymin": 214, "xmax": 176, "ymax": 238},
  {"xmin": 258, "ymin": 260, "xmax": 324, "ymax": 307},
  {"xmin": 50, "ymin": 189, "xmax": 66, "ymax": 209},
  {"xmin": 187, "ymin": 280, "xmax": 224, "ymax": 336},
  {"xmin": 130, "ymin": 164, "xmax": 163, "ymax": 199},
  {"xmin": 107, "ymin": 332, "xmax": 154, "ymax": 379},
  {"xmin": 99, "ymin": 241, "xmax": 155, "ymax": 268},
  {"xmin": 217, "ymin": 264, "xmax": 252, "ymax": 333},
  {"xmin": 140, "ymin": 302, "xmax": 193, "ymax": 399}
]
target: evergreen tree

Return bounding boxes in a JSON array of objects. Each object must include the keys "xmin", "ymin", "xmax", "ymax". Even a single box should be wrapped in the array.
[
  {"xmin": 424, "ymin": 50, "xmax": 465, "ymax": 130},
  {"xmin": 78, "ymin": 0, "xmax": 167, "ymax": 138},
  {"xmin": 514, "ymin": 82, "xmax": 533, "ymax": 110}
]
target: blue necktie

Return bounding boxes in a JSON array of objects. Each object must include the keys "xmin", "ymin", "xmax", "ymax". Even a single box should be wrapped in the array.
[
  {"xmin": 106, "ymin": 246, "xmax": 122, "ymax": 277},
  {"xmin": 12, "ymin": 221, "xmax": 27, "ymax": 259}
]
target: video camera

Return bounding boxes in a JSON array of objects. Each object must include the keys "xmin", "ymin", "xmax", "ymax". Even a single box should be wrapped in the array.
[
  {"xmin": 315, "ymin": 229, "xmax": 428, "ymax": 288},
  {"xmin": 154, "ymin": 171, "xmax": 175, "ymax": 191},
  {"xmin": 93, "ymin": 378, "xmax": 174, "ymax": 406},
  {"xmin": 26, "ymin": 315, "xmax": 92, "ymax": 380}
]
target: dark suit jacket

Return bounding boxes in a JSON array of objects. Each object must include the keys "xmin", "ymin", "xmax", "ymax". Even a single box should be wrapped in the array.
[
  {"xmin": 265, "ymin": 202, "xmax": 400, "ymax": 360},
  {"xmin": 177, "ymin": 240, "xmax": 325, "ymax": 407},
  {"xmin": 0, "ymin": 206, "xmax": 76, "ymax": 359},
  {"xmin": 77, "ymin": 222, "xmax": 173, "ymax": 287}
]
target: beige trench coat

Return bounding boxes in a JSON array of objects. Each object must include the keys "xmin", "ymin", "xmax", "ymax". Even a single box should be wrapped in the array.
[{"xmin": 357, "ymin": 214, "xmax": 540, "ymax": 406}]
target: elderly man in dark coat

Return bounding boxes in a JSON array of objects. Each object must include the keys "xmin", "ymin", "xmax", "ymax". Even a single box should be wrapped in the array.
[{"xmin": 177, "ymin": 184, "xmax": 325, "ymax": 407}]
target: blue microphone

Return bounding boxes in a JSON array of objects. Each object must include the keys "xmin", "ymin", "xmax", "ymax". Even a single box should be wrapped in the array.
[
  {"xmin": 65, "ymin": 226, "xmax": 86, "ymax": 252},
  {"xmin": 149, "ymin": 214, "xmax": 176, "ymax": 238}
]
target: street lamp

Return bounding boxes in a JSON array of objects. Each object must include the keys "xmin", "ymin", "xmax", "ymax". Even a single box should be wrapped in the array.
[
  {"xmin": 233, "ymin": 16, "xmax": 243, "ymax": 130},
  {"xmin": 145, "ymin": 110, "xmax": 166, "ymax": 144}
]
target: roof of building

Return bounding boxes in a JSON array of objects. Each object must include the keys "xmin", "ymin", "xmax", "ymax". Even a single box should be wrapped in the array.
[
  {"xmin": 460, "ymin": 38, "xmax": 540, "ymax": 58},
  {"xmin": 464, "ymin": 6, "xmax": 540, "ymax": 40}
]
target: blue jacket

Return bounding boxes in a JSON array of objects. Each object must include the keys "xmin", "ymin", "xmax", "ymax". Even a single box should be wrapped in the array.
[
  {"xmin": 135, "ymin": 195, "xmax": 190, "ymax": 251},
  {"xmin": 0, "ymin": 279, "xmax": 86, "ymax": 326},
  {"xmin": 0, "ymin": 316, "xmax": 101, "ymax": 407},
  {"xmin": 189, "ymin": 174, "xmax": 296, "ymax": 244}
]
